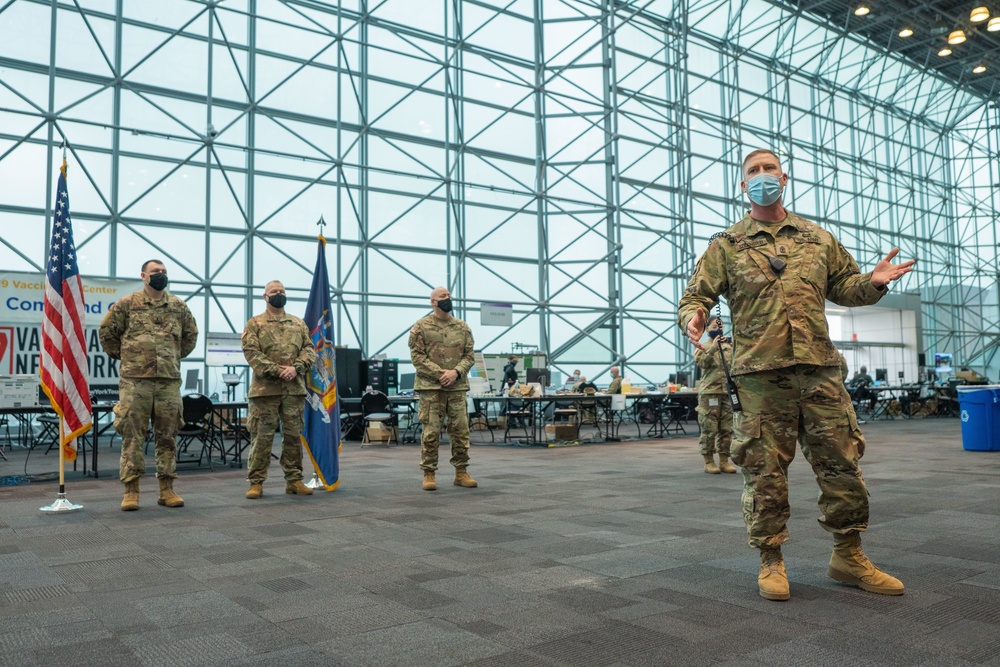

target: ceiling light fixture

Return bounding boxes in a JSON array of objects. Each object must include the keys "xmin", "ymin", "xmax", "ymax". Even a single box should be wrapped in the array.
[
  {"xmin": 971, "ymin": 6, "xmax": 990, "ymax": 22},
  {"xmin": 938, "ymin": 47, "xmax": 952, "ymax": 56},
  {"xmin": 854, "ymin": 5, "xmax": 870, "ymax": 16},
  {"xmin": 973, "ymin": 65, "xmax": 987, "ymax": 73},
  {"xmin": 989, "ymin": 17, "xmax": 1000, "ymax": 31},
  {"xmin": 948, "ymin": 30, "xmax": 967, "ymax": 44},
  {"xmin": 898, "ymin": 27, "xmax": 914, "ymax": 37}
]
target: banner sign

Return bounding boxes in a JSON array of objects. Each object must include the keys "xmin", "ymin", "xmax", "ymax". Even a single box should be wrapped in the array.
[
  {"xmin": 481, "ymin": 302, "xmax": 513, "ymax": 326},
  {"xmin": 0, "ymin": 271, "xmax": 142, "ymax": 387}
]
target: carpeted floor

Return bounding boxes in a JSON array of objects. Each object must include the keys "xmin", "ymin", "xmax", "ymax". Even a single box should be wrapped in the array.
[{"xmin": 1, "ymin": 418, "xmax": 998, "ymax": 666}]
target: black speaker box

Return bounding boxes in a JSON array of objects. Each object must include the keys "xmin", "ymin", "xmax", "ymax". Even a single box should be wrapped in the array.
[{"xmin": 335, "ymin": 347, "xmax": 363, "ymax": 399}]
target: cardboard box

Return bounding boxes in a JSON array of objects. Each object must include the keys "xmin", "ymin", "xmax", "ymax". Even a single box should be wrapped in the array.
[
  {"xmin": 544, "ymin": 423, "xmax": 579, "ymax": 441},
  {"xmin": 365, "ymin": 424, "xmax": 393, "ymax": 443}
]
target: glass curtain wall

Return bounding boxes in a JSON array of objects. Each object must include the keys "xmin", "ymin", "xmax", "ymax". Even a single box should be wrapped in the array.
[{"xmin": 0, "ymin": 0, "xmax": 997, "ymax": 393}]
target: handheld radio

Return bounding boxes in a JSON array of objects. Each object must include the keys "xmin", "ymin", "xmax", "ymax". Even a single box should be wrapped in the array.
[{"xmin": 712, "ymin": 305, "xmax": 742, "ymax": 412}]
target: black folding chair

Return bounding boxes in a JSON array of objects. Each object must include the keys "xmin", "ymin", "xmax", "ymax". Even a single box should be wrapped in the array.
[
  {"xmin": 849, "ymin": 379, "xmax": 873, "ymax": 416},
  {"xmin": 504, "ymin": 397, "xmax": 532, "ymax": 442},
  {"xmin": 468, "ymin": 396, "xmax": 494, "ymax": 443},
  {"xmin": 33, "ymin": 412, "xmax": 61, "ymax": 454},
  {"xmin": 361, "ymin": 391, "xmax": 397, "ymax": 446},
  {"xmin": 176, "ymin": 394, "xmax": 224, "ymax": 468}
]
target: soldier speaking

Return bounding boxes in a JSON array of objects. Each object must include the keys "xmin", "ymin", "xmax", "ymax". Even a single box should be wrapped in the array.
[{"xmin": 678, "ymin": 149, "xmax": 915, "ymax": 602}]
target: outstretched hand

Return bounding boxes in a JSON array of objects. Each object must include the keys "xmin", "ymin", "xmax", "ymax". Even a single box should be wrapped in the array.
[
  {"xmin": 686, "ymin": 309, "xmax": 707, "ymax": 350},
  {"xmin": 871, "ymin": 248, "xmax": 915, "ymax": 288}
]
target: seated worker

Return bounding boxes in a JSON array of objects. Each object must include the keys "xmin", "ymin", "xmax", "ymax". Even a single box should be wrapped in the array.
[
  {"xmin": 848, "ymin": 366, "xmax": 876, "ymax": 412},
  {"xmin": 606, "ymin": 366, "xmax": 623, "ymax": 394},
  {"xmin": 849, "ymin": 365, "xmax": 874, "ymax": 387},
  {"xmin": 572, "ymin": 375, "xmax": 587, "ymax": 392},
  {"xmin": 562, "ymin": 370, "xmax": 582, "ymax": 391}
]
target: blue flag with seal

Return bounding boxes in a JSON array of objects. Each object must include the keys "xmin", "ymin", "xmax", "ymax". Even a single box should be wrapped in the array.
[{"xmin": 301, "ymin": 235, "xmax": 340, "ymax": 490}]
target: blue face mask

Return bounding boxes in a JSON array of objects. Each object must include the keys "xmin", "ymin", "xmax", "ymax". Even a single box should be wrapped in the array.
[{"xmin": 746, "ymin": 173, "xmax": 783, "ymax": 206}]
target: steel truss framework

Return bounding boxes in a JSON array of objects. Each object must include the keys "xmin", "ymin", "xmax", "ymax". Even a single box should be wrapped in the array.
[{"xmin": 0, "ymin": 0, "xmax": 997, "ymax": 389}]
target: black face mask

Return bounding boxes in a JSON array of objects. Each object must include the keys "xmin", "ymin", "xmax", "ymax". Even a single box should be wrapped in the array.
[
  {"xmin": 708, "ymin": 329, "xmax": 722, "ymax": 339},
  {"xmin": 268, "ymin": 294, "xmax": 287, "ymax": 309},
  {"xmin": 437, "ymin": 298, "xmax": 453, "ymax": 313},
  {"xmin": 147, "ymin": 273, "xmax": 168, "ymax": 291}
]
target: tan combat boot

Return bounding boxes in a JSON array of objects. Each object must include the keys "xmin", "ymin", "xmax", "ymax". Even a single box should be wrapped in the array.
[
  {"xmin": 286, "ymin": 480, "xmax": 313, "ymax": 495},
  {"xmin": 454, "ymin": 468, "xmax": 478, "ymax": 488},
  {"xmin": 703, "ymin": 455, "xmax": 720, "ymax": 474},
  {"xmin": 422, "ymin": 471, "xmax": 437, "ymax": 491},
  {"xmin": 758, "ymin": 547, "xmax": 790, "ymax": 601},
  {"xmin": 827, "ymin": 531, "xmax": 904, "ymax": 595},
  {"xmin": 121, "ymin": 479, "xmax": 139, "ymax": 511},
  {"xmin": 246, "ymin": 483, "xmax": 263, "ymax": 499},
  {"xmin": 157, "ymin": 478, "xmax": 185, "ymax": 507},
  {"xmin": 718, "ymin": 455, "xmax": 737, "ymax": 474}
]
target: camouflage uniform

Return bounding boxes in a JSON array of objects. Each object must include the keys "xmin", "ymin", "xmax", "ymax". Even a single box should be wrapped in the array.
[
  {"xmin": 99, "ymin": 290, "xmax": 198, "ymax": 483},
  {"xmin": 695, "ymin": 336, "xmax": 734, "ymax": 456},
  {"xmin": 408, "ymin": 314, "xmax": 475, "ymax": 472},
  {"xmin": 606, "ymin": 376, "xmax": 623, "ymax": 395},
  {"xmin": 242, "ymin": 312, "xmax": 317, "ymax": 484},
  {"xmin": 678, "ymin": 212, "xmax": 888, "ymax": 548}
]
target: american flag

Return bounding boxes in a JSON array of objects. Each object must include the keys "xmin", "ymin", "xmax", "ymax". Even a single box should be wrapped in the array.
[{"xmin": 40, "ymin": 159, "xmax": 92, "ymax": 461}]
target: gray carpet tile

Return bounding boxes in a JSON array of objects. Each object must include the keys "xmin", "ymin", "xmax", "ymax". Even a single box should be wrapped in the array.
[{"xmin": 1, "ymin": 419, "xmax": 999, "ymax": 666}]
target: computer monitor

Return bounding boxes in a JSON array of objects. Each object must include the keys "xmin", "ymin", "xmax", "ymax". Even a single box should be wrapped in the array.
[
  {"xmin": 934, "ymin": 353, "xmax": 953, "ymax": 374},
  {"xmin": 205, "ymin": 332, "xmax": 246, "ymax": 366},
  {"xmin": 675, "ymin": 371, "xmax": 690, "ymax": 388},
  {"xmin": 398, "ymin": 372, "xmax": 415, "ymax": 393},
  {"xmin": 183, "ymin": 369, "xmax": 200, "ymax": 394},
  {"xmin": 526, "ymin": 367, "xmax": 549, "ymax": 386},
  {"xmin": 875, "ymin": 368, "xmax": 888, "ymax": 382},
  {"xmin": 668, "ymin": 373, "xmax": 677, "ymax": 384}
]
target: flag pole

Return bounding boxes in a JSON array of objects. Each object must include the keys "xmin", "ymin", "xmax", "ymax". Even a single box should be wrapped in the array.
[
  {"xmin": 305, "ymin": 215, "xmax": 327, "ymax": 490},
  {"xmin": 40, "ymin": 422, "xmax": 83, "ymax": 513},
  {"xmin": 40, "ymin": 146, "xmax": 84, "ymax": 513}
]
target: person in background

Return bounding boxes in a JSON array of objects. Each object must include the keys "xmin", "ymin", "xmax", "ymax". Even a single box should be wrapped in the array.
[
  {"xmin": 850, "ymin": 366, "xmax": 874, "ymax": 387},
  {"xmin": 563, "ymin": 370, "xmax": 582, "ymax": 391},
  {"xmin": 606, "ymin": 366, "xmax": 623, "ymax": 394},
  {"xmin": 502, "ymin": 355, "xmax": 519, "ymax": 386},
  {"xmin": 694, "ymin": 319, "xmax": 736, "ymax": 475}
]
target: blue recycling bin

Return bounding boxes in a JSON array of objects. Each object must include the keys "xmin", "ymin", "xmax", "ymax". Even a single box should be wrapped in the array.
[{"xmin": 957, "ymin": 385, "xmax": 1000, "ymax": 452}]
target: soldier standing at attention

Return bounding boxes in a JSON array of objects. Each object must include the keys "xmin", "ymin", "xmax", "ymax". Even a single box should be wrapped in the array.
[
  {"xmin": 99, "ymin": 259, "xmax": 198, "ymax": 511},
  {"xmin": 678, "ymin": 148, "xmax": 915, "ymax": 601},
  {"xmin": 241, "ymin": 280, "xmax": 317, "ymax": 499},
  {"xmin": 694, "ymin": 319, "xmax": 736, "ymax": 475},
  {"xmin": 409, "ymin": 286, "xmax": 478, "ymax": 492}
]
